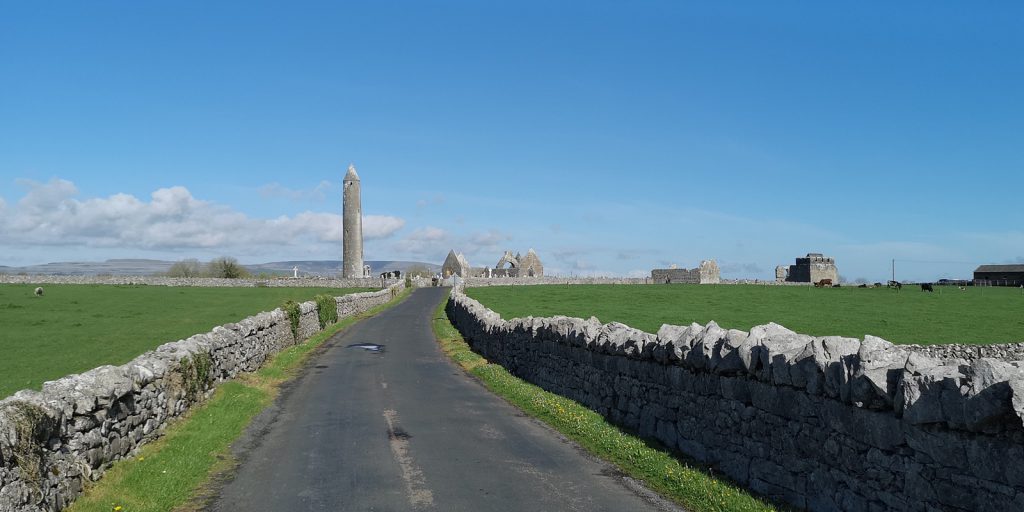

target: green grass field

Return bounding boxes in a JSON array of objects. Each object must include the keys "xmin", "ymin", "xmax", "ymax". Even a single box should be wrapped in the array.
[
  {"xmin": 466, "ymin": 284, "xmax": 1024, "ymax": 345},
  {"xmin": 0, "ymin": 284, "xmax": 370, "ymax": 398}
]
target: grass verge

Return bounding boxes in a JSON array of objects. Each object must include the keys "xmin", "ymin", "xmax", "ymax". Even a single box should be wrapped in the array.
[
  {"xmin": 66, "ymin": 288, "xmax": 411, "ymax": 512},
  {"xmin": 432, "ymin": 296, "xmax": 778, "ymax": 512}
]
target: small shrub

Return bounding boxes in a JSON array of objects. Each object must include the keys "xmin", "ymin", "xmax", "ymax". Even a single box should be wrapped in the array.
[
  {"xmin": 5, "ymin": 401, "xmax": 56, "ymax": 498},
  {"xmin": 176, "ymin": 353, "xmax": 214, "ymax": 399},
  {"xmin": 282, "ymin": 300, "xmax": 301, "ymax": 340},
  {"xmin": 314, "ymin": 294, "xmax": 338, "ymax": 329}
]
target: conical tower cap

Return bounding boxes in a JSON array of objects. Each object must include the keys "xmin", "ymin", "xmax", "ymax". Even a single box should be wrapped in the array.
[{"xmin": 345, "ymin": 164, "xmax": 360, "ymax": 181}]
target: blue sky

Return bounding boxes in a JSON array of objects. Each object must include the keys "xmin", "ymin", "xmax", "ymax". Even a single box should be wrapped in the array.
[{"xmin": 1, "ymin": 2, "xmax": 1021, "ymax": 281}]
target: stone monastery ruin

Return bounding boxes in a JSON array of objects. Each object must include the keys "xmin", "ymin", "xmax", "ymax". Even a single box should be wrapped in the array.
[
  {"xmin": 776, "ymin": 252, "xmax": 839, "ymax": 284},
  {"xmin": 441, "ymin": 249, "xmax": 544, "ymax": 278},
  {"xmin": 651, "ymin": 260, "xmax": 720, "ymax": 284}
]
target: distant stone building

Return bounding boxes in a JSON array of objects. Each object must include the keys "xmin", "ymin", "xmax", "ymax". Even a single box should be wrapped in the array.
[
  {"xmin": 778, "ymin": 253, "xmax": 838, "ymax": 283},
  {"xmin": 775, "ymin": 265, "xmax": 788, "ymax": 282},
  {"xmin": 651, "ymin": 260, "xmax": 720, "ymax": 284},
  {"xmin": 444, "ymin": 249, "xmax": 546, "ymax": 278},
  {"xmin": 441, "ymin": 250, "xmax": 472, "ymax": 278},
  {"xmin": 974, "ymin": 264, "xmax": 1024, "ymax": 286},
  {"xmin": 489, "ymin": 249, "xmax": 544, "ymax": 278}
]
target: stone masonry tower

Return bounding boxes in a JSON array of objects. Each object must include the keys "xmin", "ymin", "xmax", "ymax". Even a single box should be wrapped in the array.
[{"xmin": 342, "ymin": 164, "xmax": 364, "ymax": 278}]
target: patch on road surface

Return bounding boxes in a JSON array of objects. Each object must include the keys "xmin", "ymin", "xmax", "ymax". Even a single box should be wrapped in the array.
[
  {"xmin": 382, "ymin": 409, "xmax": 434, "ymax": 509},
  {"xmin": 347, "ymin": 343, "xmax": 385, "ymax": 353}
]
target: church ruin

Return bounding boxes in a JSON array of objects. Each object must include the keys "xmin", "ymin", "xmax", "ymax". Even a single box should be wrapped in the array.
[
  {"xmin": 490, "ymin": 249, "xmax": 544, "ymax": 278},
  {"xmin": 651, "ymin": 260, "xmax": 720, "ymax": 284},
  {"xmin": 441, "ymin": 249, "xmax": 545, "ymax": 278},
  {"xmin": 776, "ymin": 253, "xmax": 838, "ymax": 283},
  {"xmin": 441, "ymin": 250, "xmax": 473, "ymax": 278}
]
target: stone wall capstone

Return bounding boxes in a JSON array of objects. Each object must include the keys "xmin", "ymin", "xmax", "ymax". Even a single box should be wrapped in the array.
[
  {"xmin": 446, "ymin": 289, "xmax": 1024, "ymax": 511},
  {"xmin": 0, "ymin": 281, "xmax": 405, "ymax": 512}
]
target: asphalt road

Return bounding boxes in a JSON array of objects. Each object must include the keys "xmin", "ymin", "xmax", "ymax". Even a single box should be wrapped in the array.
[{"xmin": 210, "ymin": 287, "xmax": 677, "ymax": 512}]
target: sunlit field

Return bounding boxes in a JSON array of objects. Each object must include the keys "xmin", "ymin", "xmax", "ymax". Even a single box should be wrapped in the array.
[
  {"xmin": 0, "ymin": 284, "xmax": 370, "ymax": 398},
  {"xmin": 466, "ymin": 284, "xmax": 1024, "ymax": 346}
]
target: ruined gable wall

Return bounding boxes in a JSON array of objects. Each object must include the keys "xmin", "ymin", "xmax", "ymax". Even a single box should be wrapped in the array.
[{"xmin": 651, "ymin": 268, "xmax": 702, "ymax": 284}]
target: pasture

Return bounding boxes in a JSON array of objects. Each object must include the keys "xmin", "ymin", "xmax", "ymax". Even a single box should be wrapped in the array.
[
  {"xmin": 465, "ymin": 284, "xmax": 1024, "ymax": 346},
  {"xmin": 0, "ymin": 284, "xmax": 369, "ymax": 398}
]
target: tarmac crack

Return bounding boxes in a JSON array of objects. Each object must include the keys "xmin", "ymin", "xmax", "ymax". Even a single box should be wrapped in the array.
[{"xmin": 382, "ymin": 408, "xmax": 435, "ymax": 509}]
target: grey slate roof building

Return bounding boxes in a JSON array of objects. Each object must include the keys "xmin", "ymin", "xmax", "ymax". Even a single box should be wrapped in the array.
[{"xmin": 974, "ymin": 264, "xmax": 1024, "ymax": 286}]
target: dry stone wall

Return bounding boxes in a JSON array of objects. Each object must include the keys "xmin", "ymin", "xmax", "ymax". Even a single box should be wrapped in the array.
[
  {"xmin": 902, "ymin": 342, "xmax": 1024, "ymax": 364},
  {"xmin": 462, "ymin": 276, "xmax": 648, "ymax": 287},
  {"xmin": 0, "ymin": 282, "xmax": 404, "ymax": 512},
  {"xmin": 447, "ymin": 290, "xmax": 1024, "ymax": 512},
  {"xmin": 0, "ymin": 275, "xmax": 391, "ymax": 289}
]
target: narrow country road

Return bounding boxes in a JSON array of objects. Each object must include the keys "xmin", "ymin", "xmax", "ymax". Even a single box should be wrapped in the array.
[{"xmin": 210, "ymin": 287, "xmax": 676, "ymax": 512}]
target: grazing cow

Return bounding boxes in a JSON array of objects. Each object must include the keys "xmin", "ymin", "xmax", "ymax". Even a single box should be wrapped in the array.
[
  {"xmin": 34, "ymin": 287, "xmax": 44, "ymax": 297},
  {"xmin": 888, "ymin": 280, "xmax": 902, "ymax": 291},
  {"xmin": 921, "ymin": 283, "xmax": 934, "ymax": 292},
  {"xmin": 858, "ymin": 284, "xmax": 867, "ymax": 288},
  {"xmin": 814, "ymin": 279, "xmax": 833, "ymax": 288}
]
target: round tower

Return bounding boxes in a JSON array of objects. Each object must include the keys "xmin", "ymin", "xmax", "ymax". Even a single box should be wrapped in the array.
[{"xmin": 342, "ymin": 164, "xmax": 364, "ymax": 278}]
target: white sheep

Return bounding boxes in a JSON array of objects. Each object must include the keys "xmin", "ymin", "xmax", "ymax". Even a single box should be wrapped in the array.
[{"xmin": 34, "ymin": 287, "xmax": 44, "ymax": 297}]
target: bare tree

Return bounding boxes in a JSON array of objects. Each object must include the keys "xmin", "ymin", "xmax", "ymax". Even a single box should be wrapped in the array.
[
  {"xmin": 166, "ymin": 258, "xmax": 203, "ymax": 278},
  {"xmin": 206, "ymin": 257, "xmax": 250, "ymax": 279}
]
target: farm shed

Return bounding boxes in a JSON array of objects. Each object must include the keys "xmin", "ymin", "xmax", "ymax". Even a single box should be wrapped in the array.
[{"xmin": 974, "ymin": 264, "xmax": 1024, "ymax": 286}]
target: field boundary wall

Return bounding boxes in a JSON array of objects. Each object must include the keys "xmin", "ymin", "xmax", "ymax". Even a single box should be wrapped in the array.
[
  {"xmin": 447, "ymin": 289, "xmax": 1024, "ymax": 511},
  {"xmin": 0, "ymin": 274, "xmax": 393, "ymax": 289},
  {"xmin": 0, "ymin": 281, "xmax": 405, "ymax": 511}
]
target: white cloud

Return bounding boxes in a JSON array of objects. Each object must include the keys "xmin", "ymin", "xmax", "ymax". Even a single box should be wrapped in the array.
[
  {"xmin": 389, "ymin": 227, "xmax": 518, "ymax": 265},
  {"xmin": 0, "ymin": 178, "xmax": 404, "ymax": 256},
  {"xmin": 392, "ymin": 227, "xmax": 453, "ymax": 259},
  {"xmin": 469, "ymin": 229, "xmax": 512, "ymax": 250}
]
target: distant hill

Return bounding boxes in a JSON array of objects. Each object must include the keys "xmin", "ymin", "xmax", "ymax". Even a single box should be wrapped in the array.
[
  {"xmin": 248, "ymin": 260, "xmax": 441, "ymax": 277},
  {"xmin": 0, "ymin": 259, "xmax": 440, "ymax": 277}
]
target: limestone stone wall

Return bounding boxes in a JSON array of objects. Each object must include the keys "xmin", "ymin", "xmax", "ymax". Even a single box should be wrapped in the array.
[
  {"xmin": 651, "ymin": 260, "xmax": 720, "ymax": 285},
  {"xmin": 447, "ymin": 290, "xmax": 1024, "ymax": 511},
  {"xmin": 902, "ymin": 342, "xmax": 1024, "ymax": 363},
  {"xmin": 0, "ymin": 282, "xmax": 405, "ymax": 512},
  {"xmin": 462, "ymin": 276, "xmax": 649, "ymax": 287},
  {"xmin": 651, "ymin": 268, "xmax": 702, "ymax": 284},
  {"xmin": 0, "ymin": 275, "xmax": 391, "ymax": 288}
]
